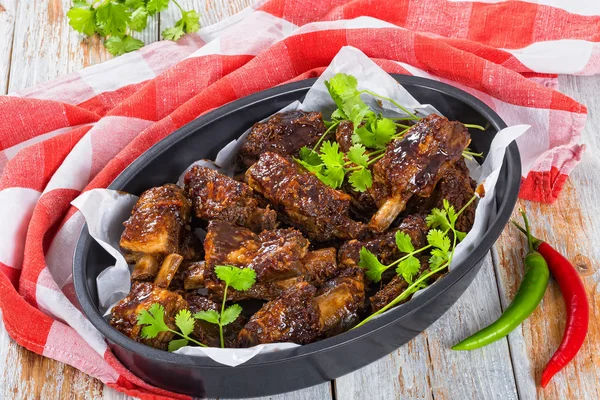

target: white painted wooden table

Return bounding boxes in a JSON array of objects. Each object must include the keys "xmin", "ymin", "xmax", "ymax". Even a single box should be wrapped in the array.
[{"xmin": 1, "ymin": 1, "xmax": 598, "ymax": 399}]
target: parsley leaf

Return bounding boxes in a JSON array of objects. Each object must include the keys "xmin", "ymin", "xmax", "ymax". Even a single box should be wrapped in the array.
[
  {"xmin": 147, "ymin": 0, "xmax": 170, "ymax": 15},
  {"xmin": 221, "ymin": 304, "xmax": 243, "ymax": 326},
  {"xmin": 67, "ymin": 6, "xmax": 97, "ymax": 36},
  {"xmin": 395, "ymin": 231, "xmax": 415, "ymax": 254},
  {"xmin": 348, "ymin": 167, "xmax": 372, "ymax": 192},
  {"xmin": 96, "ymin": 2, "xmax": 130, "ymax": 37},
  {"xmin": 396, "ymin": 255, "xmax": 421, "ymax": 283},
  {"xmin": 214, "ymin": 265, "xmax": 256, "ymax": 292},
  {"xmin": 359, "ymin": 247, "xmax": 388, "ymax": 283},
  {"xmin": 105, "ymin": 35, "xmax": 144, "ymax": 56}
]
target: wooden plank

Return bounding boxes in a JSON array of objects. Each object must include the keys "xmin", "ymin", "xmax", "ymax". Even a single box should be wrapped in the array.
[
  {"xmin": 7, "ymin": 0, "xmax": 159, "ymax": 92},
  {"xmin": 0, "ymin": 0, "xmax": 16, "ymax": 95},
  {"xmin": 493, "ymin": 75, "xmax": 600, "ymax": 400},
  {"xmin": 335, "ymin": 254, "xmax": 519, "ymax": 400}
]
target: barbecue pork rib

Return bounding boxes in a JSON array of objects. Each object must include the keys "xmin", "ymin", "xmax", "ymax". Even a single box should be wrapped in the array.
[
  {"xmin": 238, "ymin": 110, "xmax": 327, "ymax": 167},
  {"xmin": 245, "ymin": 152, "xmax": 367, "ymax": 242},
  {"xmin": 407, "ymin": 157, "xmax": 477, "ymax": 233},
  {"xmin": 338, "ymin": 214, "xmax": 428, "ymax": 271},
  {"xmin": 120, "ymin": 184, "xmax": 193, "ymax": 263},
  {"xmin": 237, "ymin": 266, "xmax": 365, "ymax": 346},
  {"xmin": 237, "ymin": 282, "xmax": 321, "ymax": 346},
  {"xmin": 184, "ymin": 166, "xmax": 277, "ymax": 232},
  {"xmin": 368, "ymin": 114, "xmax": 470, "ymax": 232},
  {"xmin": 109, "ymin": 282, "xmax": 188, "ymax": 350}
]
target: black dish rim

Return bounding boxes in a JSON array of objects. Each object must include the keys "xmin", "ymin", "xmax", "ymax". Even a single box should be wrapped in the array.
[{"xmin": 73, "ymin": 74, "xmax": 521, "ymax": 370}]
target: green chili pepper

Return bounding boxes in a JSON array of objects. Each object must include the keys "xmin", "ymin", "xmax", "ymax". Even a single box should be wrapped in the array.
[{"xmin": 452, "ymin": 209, "xmax": 550, "ymax": 351}]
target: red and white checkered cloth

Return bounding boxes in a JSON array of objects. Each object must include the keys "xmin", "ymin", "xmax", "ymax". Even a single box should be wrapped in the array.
[{"xmin": 0, "ymin": 0, "xmax": 595, "ymax": 398}]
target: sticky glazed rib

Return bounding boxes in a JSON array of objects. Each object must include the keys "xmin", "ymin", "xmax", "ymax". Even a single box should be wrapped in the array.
[
  {"xmin": 184, "ymin": 166, "xmax": 277, "ymax": 232},
  {"xmin": 203, "ymin": 220, "xmax": 310, "ymax": 301},
  {"xmin": 237, "ymin": 267, "xmax": 366, "ymax": 346},
  {"xmin": 120, "ymin": 184, "xmax": 192, "ymax": 263},
  {"xmin": 238, "ymin": 110, "xmax": 327, "ymax": 167},
  {"xmin": 408, "ymin": 157, "xmax": 477, "ymax": 233},
  {"xmin": 110, "ymin": 282, "xmax": 188, "ymax": 350},
  {"xmin": 246, "ymin": 152, "xmax": 367, "ymax": 242},
  {"xmin": 186, "ymin": 294, "xmax": 245, "ymax": 348},
  {"xmin": 338, "ymin": 214, "xmax": 428, "ymax": 270},
  {"xmin": 368, "ymin": 114, "xmax": 470, "ymax": 232},
  {"xmin": 313, "ymin": 266, "xmax": 366, "ymax": 336}
]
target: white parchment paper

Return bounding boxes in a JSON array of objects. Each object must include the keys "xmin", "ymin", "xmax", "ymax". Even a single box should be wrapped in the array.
[{"xmin": 71, "ymin": 46, "xmax": 530, "ymax": 366}]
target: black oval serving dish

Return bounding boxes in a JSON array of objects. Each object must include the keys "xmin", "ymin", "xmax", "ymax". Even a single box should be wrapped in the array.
[{"xmin": 73, "ymin": 75, "xmax": 521, "ymax": 398}]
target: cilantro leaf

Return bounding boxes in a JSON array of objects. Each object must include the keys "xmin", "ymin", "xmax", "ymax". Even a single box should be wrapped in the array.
[
  {"xmin": 129, "ymin": 7, "xmax": 148, "ymax": 32},
  {"xmin": 194, "ymin": 309, "xmax": 220, "ymax": 325},
  {"xmin": 325, "ymin": 73, "xmax": 373, "ymax": 127},
  {"xmin": 444, "ymin": 199, "xmax": 458, "ymax": 226},
  {"xmin": 331, "ymin": 108, "xmax": 346, "ymax": 121},
  {"xmin": 348, "ymin": 167, "xmax": 372, "ymax": 192},
  {"xmin": 395, "ymin": 231, "xmax": 415, "ymax": 254},
  {"xmin": 72, "ymin": 0, "xmax": 91, "ymax": 8},
  {"xmin": 427, "ymin": 229, "xmax": 451, "ymax": 253},
  {"xmin": 352, "ymin": 115, "xmax": 394, "ymax": 149},
  {"xmin": 426, "ymin": 207, "xmax": 451, "ymax": 230},
  {"xmin": 347, "ymin": 144, "xmax": 369, "ymax": 167},
  {"xmin": 396, "ymin": 255, "xmax": 421, "ymax": 283},
  {"xmin": 162, "ymin": 25, "xmax": 185, "ymax": 41},
  {"xmin": 179, "ymin": 10, "xmax": 200, "ymax": 33},
  {"xmin": 221, "ymin": 304, "xmax": 242, "ymax": 326},
  {"xmin": 146, "ymin": 0, "xmax": 170, "ymax": 15},
  {"xmin": 429, "ymin": 255, "xmax": 445, "ymax": 270},
  {"xmin": 67, "ymin": 7, "xmax": 97, "ymax": 36},
  {"xmin": 137, "ymin": 303, "xmax": 170, "ymax": 339},
  {"xmin": 319, "ymin": 141, "xmax": 345, "ymax": 168},
  {"xmin": 175, "ymin": 309, "xmax": 195, "ymax": 337},
  {"xmin": 456, "ymin": 230, "xmax": 467, "ymax": 242},
  {"xmin": 125, "ymin": 0, "xmax": 145, "ymax": 8},
  {"xmin": 214, "ymin": 265, "xmax": 256, "ymax": 292},
  {"xmin": 105, "ymin": 35, "xmax": 144, "ymax": 56},
  {"xmin": 96, "ymin": 2, "xmax": 130, "ymax": 37},
  {"xmin": 168, "ymin": 338, "xmax": 189, "ymax": 352},
  {"xmin": 298, "ymin": 146, "xmax": 322, "ymax": 168},
  {"xmin": 371, "ymin": 117, "xmax": 396, "ymax": 145},
  {"xmin": 359, "ymin": 247, "xmax": 387, "ymax": 283},
  {"xmin": 319, "ymin": 165, "xmax": 344, "ymax": 189}
]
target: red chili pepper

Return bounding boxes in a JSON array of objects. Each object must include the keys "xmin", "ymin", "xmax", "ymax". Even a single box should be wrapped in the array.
[{"xmin": 512, "ymin": 218, "xmax": 589, "ymax": 388}]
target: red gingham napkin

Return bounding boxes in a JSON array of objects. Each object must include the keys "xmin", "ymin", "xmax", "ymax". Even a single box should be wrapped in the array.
[{"xmin": 0, "ymin": 0, "xmax": 595, "ymax": 398}]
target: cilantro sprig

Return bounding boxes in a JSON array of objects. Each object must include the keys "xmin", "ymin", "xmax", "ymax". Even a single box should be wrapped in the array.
[
  {"xmin": 296, "ymin": 73, "xmax": 486, "ymax": 191},
  {"xmin": 356, "ymin": 193, "xmax": 480, "ymax": 329},
  {"xmin": 67, "ymin": 0, "xmax": 201, "ymax": 56},
  {"xmin": 137, "ymin": 303, "xmax": 207, "ymax": 352},
  {"xmin": 194, "ymin": 265, "xmax": 256, "ymax": 348}
]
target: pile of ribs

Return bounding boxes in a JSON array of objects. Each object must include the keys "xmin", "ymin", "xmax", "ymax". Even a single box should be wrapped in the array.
[{"xmin": 110, "ymin": 110, "xmax": 477, "ymax": 350}]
